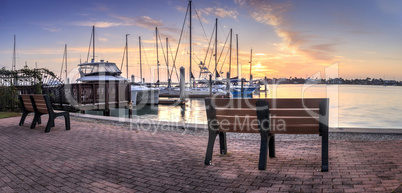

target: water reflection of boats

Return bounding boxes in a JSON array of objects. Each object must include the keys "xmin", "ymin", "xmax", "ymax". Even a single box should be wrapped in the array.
[
  {"xmin": 230, "ymin": 85, "xmax": 257, "ymax": 96},
  {"xmin": 132, "ymin": 105, "xmax": 158, "ymax": 116}
]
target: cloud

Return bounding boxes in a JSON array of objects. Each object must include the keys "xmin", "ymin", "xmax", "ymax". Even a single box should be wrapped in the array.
[
  {"xmin": 200, "ymin": 7, "xmax": 238, "ymax": 19},
  {"xmin": 71, "ymin": 15, "xmax": 167, "ymax": 31},
  {"xmin": 177, "ymin": 5, "xmax": 238, "ymax": 24},
  {"xmin": 236, "ymin": 0, "xmax": 338, "ymax": 61},
  {"xmin": 42, "ymin": 26, "xmax": 62, "ymax": 32},
  {"xmin": 133, "ymin": 16, "xmax": 163, "ymax": 30},
  {"xmin": 72, "ymin": 21, "xmax": 123, "ymax": 28}
]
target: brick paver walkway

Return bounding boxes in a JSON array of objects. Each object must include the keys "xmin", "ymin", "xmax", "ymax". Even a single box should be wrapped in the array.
[{"xmin": 0, "ymin": 116, "xmax": 401, "ymax": 192}]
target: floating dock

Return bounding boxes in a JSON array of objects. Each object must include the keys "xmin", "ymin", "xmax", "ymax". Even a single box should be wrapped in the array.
[{"xmin": 158, "ymin": 98, "xmax": 187, "ymax": 105}]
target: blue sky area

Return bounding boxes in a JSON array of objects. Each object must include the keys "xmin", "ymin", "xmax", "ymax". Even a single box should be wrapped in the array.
[{"xmin": 1, "ymin": 0, "xmax": 401, "ymax": 82}]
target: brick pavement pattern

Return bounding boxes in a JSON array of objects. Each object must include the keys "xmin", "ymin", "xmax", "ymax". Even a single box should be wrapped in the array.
[{"xmin": 0, "ymin": 116, "xmax": 401, "ymax": 192}]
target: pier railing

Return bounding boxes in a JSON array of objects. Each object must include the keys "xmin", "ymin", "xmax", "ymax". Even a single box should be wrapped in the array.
[{"xmin": 64, "ymin": 82, "xmax": 131, "ymax": 111}]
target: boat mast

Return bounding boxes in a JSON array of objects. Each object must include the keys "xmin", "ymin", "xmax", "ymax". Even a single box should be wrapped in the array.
[
  {"xmin": 236, "ymin": 34, "xmax": 239, "ymax": 79},
  {"xmin": 215, "ymin": 18, "xmax": 218, "ymax": 79},
  {"xmin": 65, "ymin": 44, "xmax": 67, "ymax": 81},
  {"xmin": 60, "ymin": 44, "xmax": 68, "ymax": 81},
  {"xmin": 126, "ymin": 34, "xmax": 129, "ymax": 79},
  {"xmin": 92, "ymin": 25, "xmax": 95, "ymax": 62},
  {"xmin": 250, "ymin": 48, "xmax": 252, "ymax": 81},
  {"xmin": 156, "ymin": 27, "xmax": 159, "ymax": 86},
  {"xmin": 189, "ymin": 0, "xmax": 192, "ymax": 87},
  {"xmin": 229, "ymin": 29, "xmax": 232, "ymax": 77},
  {"xmin": 139, "ymin": 36, "xmax": 142, "ymax": 83},
  {"xmin": 12, "ymin": 35, "xmax": 16, "ymax": 71},
  {"xmin": 166, "ymin": 37, "xmax": 170, "ymax": 87}
]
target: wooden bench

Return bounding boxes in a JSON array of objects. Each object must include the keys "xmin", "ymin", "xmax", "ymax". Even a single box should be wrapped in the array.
[
  {"xmin": 18, "ymin": 95, "xmax": 41, "ymax": 127},
  {"xmin": 30, "ymin": 94, "xmax": 71, "ymax": 133},
  {"xmin": 204, "ymin": 98, "xmax": 329, "ymax": 171}
]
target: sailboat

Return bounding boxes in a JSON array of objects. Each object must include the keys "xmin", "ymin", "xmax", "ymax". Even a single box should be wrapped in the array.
[
  {"xmin": 228, "ymin": 37, "xmax": 257, "ymax": 97},
  {"xmin": 159, "ymin": 0, "xmax": 228, "ymax": 98},
  {"xmin": 127, "ymin": 35, "xmax": 160, "ymax": 105}
]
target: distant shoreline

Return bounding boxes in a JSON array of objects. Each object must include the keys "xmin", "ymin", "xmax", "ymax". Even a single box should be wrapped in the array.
[{"xmin": 257, "ymin": 77, "xmax": 402, "ymax": 86}]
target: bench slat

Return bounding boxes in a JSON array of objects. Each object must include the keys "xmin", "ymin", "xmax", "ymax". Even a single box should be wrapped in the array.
[
  {"xmin": 212, "ymin": 98, "xmax": 322, "ymax": 109},
  {"xmin": 215, "ymin": 123, "xmax": 319, "ymax": 134},
  {"xmin": 216, "ymin": 115, "xmax": 319, "ymax": 125},
  {"xmin": 31, "ymin": 95, "xmax": 49, "ymax": 114},
  {"xmin": 21, "ymin": 95, "xmax": 34, "ymax": 112},
  {"xmin": 215, "ymin": 108, "xmax": 320, "ymax": 117}
]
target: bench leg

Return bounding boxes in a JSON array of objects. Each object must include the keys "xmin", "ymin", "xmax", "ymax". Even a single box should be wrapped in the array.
[
  {"xmin": 258, "ymin": 131, "xmax": 269, "ymax": 170},
  {"xmin": 269, "ymin": 134, "xmax": 275, "ymax": 158},
  {"xmin": 64, "ymin": 113, "xmax": 70, "ymax": 131},
  {"xmin": 205, "ymin": 130, "xmax": 219, "ymax": 165},
  {"xmin": 321, "ymin": 130, "xmax": 329, "ymax": 172},
  {"xmin": 30, "ymin": 114, "xmax": 41, "ymax": 129},
  {"xmin": 45, "ymin": 116, "xmax": 55, "ymax": 133},
  {"xmin": 19, "ymin": 111, "xmax": 29, "ymax": 126},
  {"xmin": 219, "ymin": 132, "xmax": 227, "ymax": 155}
]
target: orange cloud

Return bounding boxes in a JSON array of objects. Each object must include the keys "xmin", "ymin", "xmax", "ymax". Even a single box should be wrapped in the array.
[{"xmin": 236, "ymin": 0, "xmax": 338, "ymax": 62}]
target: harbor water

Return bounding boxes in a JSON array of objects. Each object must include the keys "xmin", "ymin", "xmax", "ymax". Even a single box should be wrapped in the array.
[{"xmin": 86, "ymin": 85, "xmax": 402, "ymax": 129}]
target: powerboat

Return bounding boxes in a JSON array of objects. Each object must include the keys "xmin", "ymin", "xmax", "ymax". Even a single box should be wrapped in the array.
[
  {"xmin": 76, "ymin": 59, "xmax": 160, "ymax": 105},
  {"xmin": 77, "ymin": 60, "xmax": 129, "ymax": 82},
  {"xmin": 131, "ymin": 84, "xmax": 160, "ymax": 105}
]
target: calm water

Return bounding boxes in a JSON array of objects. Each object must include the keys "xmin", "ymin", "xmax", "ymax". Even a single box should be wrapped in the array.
[{"xmin": 87, "ymin": 85, "xmax": 402, "ymax": 129}]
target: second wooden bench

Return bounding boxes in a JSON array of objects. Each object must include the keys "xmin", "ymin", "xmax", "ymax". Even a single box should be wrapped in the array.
[{"xmin": 204, "ymin": 98, "xmax": 329, "ymax": 171}]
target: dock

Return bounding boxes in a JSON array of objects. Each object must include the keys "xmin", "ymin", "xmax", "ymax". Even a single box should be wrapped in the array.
[{"xmin": 158, "ymin": 98, "xmax": 187, "ymax": 105}]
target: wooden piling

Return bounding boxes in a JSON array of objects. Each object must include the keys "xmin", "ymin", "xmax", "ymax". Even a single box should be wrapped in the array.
[
  {"xmin": 209, "ymin": 74, "xmax": 212, "ymax": 97},
  {"xmin": 226, "ymin": 72, "xmax": 230, "ymax": 91},
  {"xmin": 180, "ymin": 67, "xmax": 185, "ymax": 102},
  {"xmin": 241, "ymin": 78, "xmax": 244, "ymax": 97},
  {"xmin": 264, "ymin": 76, "xmax": 267, "ymax": 97}
]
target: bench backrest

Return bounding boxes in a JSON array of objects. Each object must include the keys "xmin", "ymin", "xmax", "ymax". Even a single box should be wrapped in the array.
[
  {"xmin": 20, "ymin": 95, "xmax": 34, "ymax": 112},
  {"xmin": 205, "ymin": 98, "xmax": 329, "ymax": 134},
  {"xmin": 31, "ymin": 95, "xmax": 50, "ymax": 114}
]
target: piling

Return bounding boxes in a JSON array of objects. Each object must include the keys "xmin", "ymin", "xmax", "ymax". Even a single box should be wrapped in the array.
[
  {"xmin": 128, "ymin": 105, "xmax": 132, "ymax": 118},
  {"xmin": 128, "ymin": 84, "xmax": 132, "ymax": 118},
  {"xmin": 241, "ymin": 78, "xmax": 244, "ymax": 97},
  {"xmin": 264, "ymin": 76, "xmax": 267, "ymax": 97},
  {"xmin": 209, "ymin": 74, "xmax": 212, "ymax": 97},
  {"xmin": 103, "ymin": 109, "xmax": 110, "ymax": 116},
  {"xmin": 226, "ymin": 72, "xmax": 231, "ymax": 97},
  {"xmin": 180, "ymin": 67, "xmax": 185, "ymax": 102}
]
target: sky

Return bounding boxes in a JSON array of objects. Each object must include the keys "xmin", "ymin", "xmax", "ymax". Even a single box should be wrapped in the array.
[{"xmin": 0, "ymin": 0, "xmax": 401, "ymax": 83}]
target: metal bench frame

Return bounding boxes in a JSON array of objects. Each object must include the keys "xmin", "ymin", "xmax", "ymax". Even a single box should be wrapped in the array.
[
  {"xmin": 204, "ymin": 98, "xmax": 329, "ymax": 171},
  {"xmin": 18, "ymin": 95, "xmax": 41, "ymax": 127},
  {"xmin": 30, "ymin": 94, "xmax": 71, "ymax": 133}
]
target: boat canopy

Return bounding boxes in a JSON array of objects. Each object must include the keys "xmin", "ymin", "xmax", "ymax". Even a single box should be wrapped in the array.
[{"xmin": 78, "ymin": 60, "xmax": 121, "ymax": 76}]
